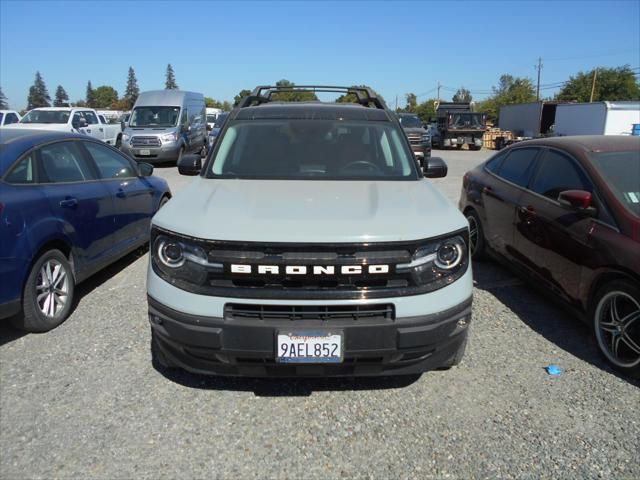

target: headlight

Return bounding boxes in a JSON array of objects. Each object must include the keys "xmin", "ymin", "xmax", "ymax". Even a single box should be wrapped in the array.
[
  {"xmin": 152, "ymin": 231, "xmax": 222, "ymax": 288},
  {"xmin": 161, "ymin": 132, "xmax": 178, "ymax": 143},
  {"xmin": 122, "ymin": 133, "xmax": 130, "ymax": 141},
  {"xmin": 421, "ymin": 133, "xmax": 431, "ymax": 143},
  {"xmin": 397, "ymin": 234, "xmax": 468, "ymax": 288}
]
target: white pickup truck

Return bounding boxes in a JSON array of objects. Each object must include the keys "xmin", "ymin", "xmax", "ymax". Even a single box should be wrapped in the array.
[{"xmin": 11, "ymin": 107, "xmax": 123, "ymax": 146}]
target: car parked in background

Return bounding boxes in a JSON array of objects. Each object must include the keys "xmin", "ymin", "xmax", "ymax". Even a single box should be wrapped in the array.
[
  {"xmin": 0, "ymin": 110, "xmax": 22, "ymax": 128},
  {"xmin": 459, "ymin": 135, "xmax": 640, "ymax": 377},
  {"xmin": 11, "ymin": 107, "xmax": 123, "ymax": 146},
  {"xmin": 0, "ymin": 129, "xmax": 171, "ymax": 331},
  {"xmin": 396, "ymin": 113, "xmax": 431, "ymax": 168},
  {"xmin": 207, "ymin": 111, "xmax": 228, "ymax": 148},
  {"xmin": 120, "ymin": 90, "xmax": 207, "ymax": 164}
]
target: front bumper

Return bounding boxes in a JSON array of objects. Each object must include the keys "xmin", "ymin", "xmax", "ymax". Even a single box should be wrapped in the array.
[
  {"xmin": 120, "ymin": 142, "xmax": 182, "ymax": 163},
  {"xmin": 148, "ymin": 294, "xmax": 472, "ymax": 377}
]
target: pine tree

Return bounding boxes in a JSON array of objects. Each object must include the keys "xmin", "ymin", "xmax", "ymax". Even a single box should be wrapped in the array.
[
  {"xmin": 54, "ymin": 85, "xmax": 69, "ymax": 107},
  {"xmin": 0, "ymin": 86, "xmax": 8, "ymax": 109},
  {"xmin": 165, "ymin": 64, "xmax": 178, "ymax": 90},
  {"xmin": 27, "ymin": 71, "xmax": 51, "ymax": 109},
  {"xmin": 86, "ymin": 81, "xmax": 96, "ymax": 108},
  {"xmin": 124, "ymin": 66, "xmax": 140, "ymax": 108}
]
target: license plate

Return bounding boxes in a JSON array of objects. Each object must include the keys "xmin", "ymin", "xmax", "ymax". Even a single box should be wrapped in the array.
[
  {"xmin": 276, "ymin": 331, "xmax": 343, "ymax": 363},
  {"xmin": 138, "ymin": 149, "xmax": 151, "ymax": 156}
]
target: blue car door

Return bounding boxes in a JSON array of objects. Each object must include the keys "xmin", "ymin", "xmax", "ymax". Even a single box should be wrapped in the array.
[
  {"xmin": 81, "ymin": 141, "xmax": 155, "ymax": 250},
  {"xmin": 37, "ymin": 140, "xmax": 116, "ymax": 274}
]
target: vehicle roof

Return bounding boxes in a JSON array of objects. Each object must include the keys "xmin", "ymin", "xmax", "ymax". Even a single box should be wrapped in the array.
[
  {"xmin": 0, "ymin": 129, "xmax": 89, "ymax": 174},
  {"xmin": 513, "ymin": 135, "xmax": 640, "ymax": 154},
  {"xmin": 233, "ymin": 102, "xmax": 391, "ymax": 121},
  {"xmin": 134, "ymin": 90, "xmax": 203, "ymax": 107},
  {"xmin": 0, "ymin": 110, "xmax": 19, "ymax": 114},
  {"xmin": 26, "ymin": 107, "xmax": 89, "ymax": 111}
]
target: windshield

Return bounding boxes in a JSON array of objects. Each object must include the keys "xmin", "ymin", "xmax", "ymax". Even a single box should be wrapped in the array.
[
  {"xmin": 214, "ymin": 113, "xmax": 228, "ymax": 128},
  {"xmin": 590, "ymin": 150, "xmax": 640, "ymax": 217},
  {"xmin": 207, "ymin": 114, "xmax": 217, "ymax": 124},
  {"xmin": 450, "ymin": 113, "xmax": 484, "ymax": 129},
  {"xmin": 0, "ymin": 113, "xmax": 3, "ymax": 124},
  {"xmin": 130, "ymin": 106, "xmax": 180, "ymax": 127},
  {"xmin": 398, "ymin": 115, "xmax": 423, "ymax": 128},
  {"xmin": 208, "ymin": 119, "xmax": 417, "ymax": 180},
  {"xmin": 21, "ymin": 110, "xmax": 70, "ymax": 124}
]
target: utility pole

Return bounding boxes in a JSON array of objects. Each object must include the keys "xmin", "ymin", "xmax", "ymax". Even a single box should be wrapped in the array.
[
  {"xmin": 395, "ymin": 95, "xmax": 398, "ymax": 111},
  {"xmin": 535, "ymin": 57, "xmax": 543, "ymax": 102},
  {"xmin": 590, "ymin": 68, "xmax": 598, "ymax": 102},
  {"xmin": 437, "ymin": 82, "xmax": 441, "ymax": 101}
]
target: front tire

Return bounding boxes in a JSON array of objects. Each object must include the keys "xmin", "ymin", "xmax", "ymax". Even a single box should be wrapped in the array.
[
  {"xmin": 13, "ymin": 249, "xmax": 75, "ymax": 332},
  {"xmin": 593, "ymin": 280, "xmax": 640, "ymax": 378}
]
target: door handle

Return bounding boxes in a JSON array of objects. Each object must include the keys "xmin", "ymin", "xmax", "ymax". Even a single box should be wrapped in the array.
[
  {"xmin": 86, "ymin": 129, "xmax": 92, "ymax": 133},
  {"xmin": 59, "ymin": 197, "xmax": 78, "ymax": 208},
  {"xmin": 99, "ymin": 127, "xmax": 104, "ymax": 132},
  {"xmin": 116, "ymin": 189, "xmax": 126, "ymax": 198},
  {"xmin": 519, "ymin": 205, "xmax": 535, "ymax": 214}
]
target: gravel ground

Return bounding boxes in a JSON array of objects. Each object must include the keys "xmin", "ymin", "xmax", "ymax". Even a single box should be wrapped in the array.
[{"xmin": 1, "ymin": 148, "xmax": 638, "ymax": 480}]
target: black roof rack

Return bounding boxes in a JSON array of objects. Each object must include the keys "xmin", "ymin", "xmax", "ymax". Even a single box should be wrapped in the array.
[{"xmin": 237, "ymin": 85, "xmax": 388, "ymax": 110}]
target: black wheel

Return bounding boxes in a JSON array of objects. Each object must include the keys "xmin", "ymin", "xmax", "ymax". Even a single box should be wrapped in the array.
[
  {"xmin": 593, "ymin": 280, "xmax": 640, "ymax": 378},
  {"xmin": 115, "ymin": 134, "xmax": 122, "ymax": 149},
  {"xmin": 13, "ymin": 249, "xmax": 75, "ymax": 332},
  {"xmin": 465, "ymin": 209, "xmax": 486, "ymax": 260},
  {"xmin": 151, "ymin": 330, "xmax": 177, "ymax": 371},
  {"xmin": 456, "ymin": 144, "xmax": 463, "ymax": 150},
  {"xmin": 176, "ymin": 147, "xmax": 184, "ymax": 166}
]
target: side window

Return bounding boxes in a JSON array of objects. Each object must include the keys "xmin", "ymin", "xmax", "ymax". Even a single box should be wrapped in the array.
[
  {"xmin": 530, "ymin": 150, "xmax": 592, "ymax": 200},
  {"xmin": 495, "ymin": 148, "xmax": 540, "ymax": 187},
  {"xmin": 84, "ymin": 142, "xmax": 136, "ymax": 179},
  {"xmin": 485, "ymin": 150, "xmax": 508, "ymax": 173},
  {"xmin": 6, "ymin": 113, "xmax": 20, "ymax": 124},
  {"xmin": 5, "ymin": 153, "xmax": 36, "ymax": 184},
  {"xmin": 39, "ymin": 142, "xmax": 94, "ymax": 183},
  {"xmin": 83, "ymin": 111, "xmax": 98, "ymax": 125}
]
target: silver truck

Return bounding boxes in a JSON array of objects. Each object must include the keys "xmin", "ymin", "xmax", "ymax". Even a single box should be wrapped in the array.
[
  {"xmin": 147, "ymin": 85, "xmax": 472, "ymax": 377},
  {"xmin": 12, "ymin": 107, "xmax": 122, "ymax": 146},
  {"xmin": 120, "ymin": 90, "xmax": 207, "ymax": 164}
]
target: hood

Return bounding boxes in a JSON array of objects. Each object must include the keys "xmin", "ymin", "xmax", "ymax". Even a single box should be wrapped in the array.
[
  {"xmin": 153, "ymin": 178, "xmax": 467, "ymax": 243},
  {"xmin": 403, "ymin": 127, "xmax": 427, "ymax": 134},
  {"xmin": 9, "ymin": 123, "xmax": 74, "ymax": 132}
]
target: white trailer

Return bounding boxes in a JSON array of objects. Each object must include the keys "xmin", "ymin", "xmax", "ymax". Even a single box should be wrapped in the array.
[
  {"xmin": 554, "ymin": 101, "xmax": 640, "ymax": 136},
  {"xmin": 499, "ymin": 102, "xmax": 557, "ymax": 137}
]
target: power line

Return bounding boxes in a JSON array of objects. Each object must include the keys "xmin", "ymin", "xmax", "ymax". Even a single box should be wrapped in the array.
[{"xmin": 545, "ymin": 48, "xmax": 640, "ymax": 62}]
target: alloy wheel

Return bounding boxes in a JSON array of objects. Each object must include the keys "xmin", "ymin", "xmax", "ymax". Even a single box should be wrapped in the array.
[
  {"xmin": 35, "ymin": 259, "xmax": 69, "ymax": 318},
  {"xmin": 595, "ymin": 291, "xmax": 640, "ymax": 368}
]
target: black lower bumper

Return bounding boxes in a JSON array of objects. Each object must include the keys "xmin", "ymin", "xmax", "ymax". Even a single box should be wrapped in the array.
[{"xmin": 148, "ymin": 296, "xmax": 472, "ymax": 377}]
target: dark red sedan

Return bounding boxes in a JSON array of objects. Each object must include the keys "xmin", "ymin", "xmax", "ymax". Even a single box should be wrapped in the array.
[{"xmin": 459, "ymin": 136, "xmax": 640, "ymax": 377}]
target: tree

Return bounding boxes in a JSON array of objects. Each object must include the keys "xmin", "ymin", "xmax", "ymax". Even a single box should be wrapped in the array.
[
  {"xmin": 86, "ymin": 81, "xmax": 96, "ymax": 108},
  {"xmin": 73, "ymin": 100, "xmax": 87, "ymax": 107},
  {"xmin": 124, "ymin": 66, "xmax": 140, "ymax": 109},
  {"xmin": 165, "ymin": 64, "xmax": 178, "ymax": 89},
  {"xmin": 414, "ymin": 98, "xmax": 439, "ymax": 123},
  {"xmin": 205, "ymin": 97, "xmax": 223, "ymax": 108},
  {"xmin": 403, "ymin": 93, "xmax": 418, "ymax": 112},
  {"xmin": 93, "ymin": 86, "xmax": 119, "ymax": 108},
  {"xmin": 53, "ymin": 85, "xmax": 69, "ymax": 107},
  {"xmin": 233, "ymin": 89, "xmax": 252, "ymax": 106},
  {"xmin": 335, "ymin": 85, "xmax": 385, "ymax": 105},
  {"xmin": 27, "ymin": 71, "xmax": 51, "ymax": 109},
  {"xmin": 0, "ymin": 86, "xmax": 8, "ymax": 109},
  {"xmin": 221, "ymin": 100, "xmax": 233, "ymax": 111},
  {"xmin": 270, "ymin": 79, "xmax": 318, "ymax": 102},
  {"xmin": 556, "ymin": 65, "xmax": 640, "ymax": 103},
  {"xmin": 477, "ymin": 74, "xmax": 536, "ymax": 123},
  {"xmin": 452, "ymin": 87, "xmax": 472, "ymax": 103}
]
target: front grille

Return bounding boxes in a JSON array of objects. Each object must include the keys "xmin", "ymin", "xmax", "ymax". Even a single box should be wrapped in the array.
[
  {"xmin": 131, "ymin": 136, "xmax": 161, "ymax": 147},
  {"xmin": 225, "ymin": 303, "xmax": 395, "ymax": 321},
  {"xmin": 406, "ymin": 133, "xmax": 423, "ymax": 145}
]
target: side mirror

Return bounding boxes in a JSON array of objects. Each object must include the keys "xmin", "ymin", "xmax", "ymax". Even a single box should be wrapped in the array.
[
  {"xmin": 120, "ymin": 120, "xmax": 126, "ymax": 131},
  {"xmin": 138, "ymin": 162, "xmax": 154, "ymax": 177},
  {"xmin": 423, "ymin": 156, "xmax": 448, "ymax": 178},
  {"xmin": 558, "ymin": 190, "xmax": 597, "ymax": 215},
  {"xmin": 178, "ymin": 153, "xmax": 202, "ymax": 176},
  {"xmin": 72, "ymin": 118, "xmax": 88, "ymax": 130},
  {"xmin": 206, "ymin": 124, "xmax": 213, "ymax": 131}
]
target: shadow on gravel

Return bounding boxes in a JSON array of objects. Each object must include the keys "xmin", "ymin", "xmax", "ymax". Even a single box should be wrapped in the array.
[
  {"xmin": 156, "ymin": 368, "xmax": 421, "ymax": 396},
  {"xmin": 473, "ymin": 260, "xmax": 639, "ymax": 387},
  {"xmin": 0, "ymin": 246, "xmax": 147, "ymax": 348}
]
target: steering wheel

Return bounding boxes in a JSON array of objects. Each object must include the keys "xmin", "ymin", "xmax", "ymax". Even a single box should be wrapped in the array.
[{"xmin": 339, "ymin": 160, "xmax": 383, "ymax": 174}]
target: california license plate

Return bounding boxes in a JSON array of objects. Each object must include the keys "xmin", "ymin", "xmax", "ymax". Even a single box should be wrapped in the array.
[
  {"xmin": 276, "ymin": 331, "xmax": 343, "ymax": 363},
  {"xmin": 138, "ymin": 149, "xmax": 151, "ymax": 156}
]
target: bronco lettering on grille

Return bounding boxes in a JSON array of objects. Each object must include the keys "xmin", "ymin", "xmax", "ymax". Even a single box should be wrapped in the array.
[{"xmin": 230, "ymin": 265, "xmax": 390, "ymax": 275}]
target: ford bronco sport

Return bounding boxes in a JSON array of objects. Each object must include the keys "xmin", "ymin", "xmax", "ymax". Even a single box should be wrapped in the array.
[{"xmin": 147, "ymin": 85, "xmax": 472, "ymax": 377}]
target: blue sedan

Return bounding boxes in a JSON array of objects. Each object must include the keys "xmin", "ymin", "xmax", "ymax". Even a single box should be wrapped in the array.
[{"xmin": 0, "ymin": 130, "xmax": 171, "ymax": 331}]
